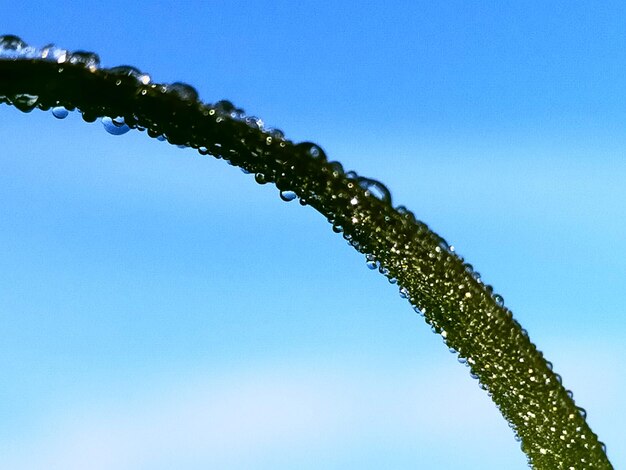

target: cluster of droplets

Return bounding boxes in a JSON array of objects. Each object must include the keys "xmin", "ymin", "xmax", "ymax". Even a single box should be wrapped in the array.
[
  {"xmin": 0, "ymin": 35, "xmax": 612, "ymax": 469},
  {"xmin": 0, "ymin": 35, "xmax": 292, "ymax": 153},
  {"xmin": 0, "ymin": 34, "xmax": 100, "ymax": 70}
]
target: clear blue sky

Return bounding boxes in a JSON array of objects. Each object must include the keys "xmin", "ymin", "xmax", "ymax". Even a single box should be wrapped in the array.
[{"xmin": 1, "ymin": 2, "xmax": 625, "ymax": 468}]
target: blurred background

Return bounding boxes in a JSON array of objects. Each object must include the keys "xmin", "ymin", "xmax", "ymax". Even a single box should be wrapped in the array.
[{"xmin": 1, "ymin": 2, "xmax": 625, "ymax": 468}]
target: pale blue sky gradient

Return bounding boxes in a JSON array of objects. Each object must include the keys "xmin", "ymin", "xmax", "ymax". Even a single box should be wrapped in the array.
[{"xmin": 1, "ymin": 2, "xmax": 626, "ymax": 468}]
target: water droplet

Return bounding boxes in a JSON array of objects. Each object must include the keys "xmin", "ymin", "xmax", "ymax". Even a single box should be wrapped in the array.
[
  {"xmin": 280, "ymin": 190, "xmax": 297, "ymax": 202},
  {"xmin": 0, "ymin": 35, "xmax": 26, "ymax": 57},
  {"xmin": 108, "ymin": 65, "xmax": 150, "ymax": 84},
  {"xmin": 413, "ymin": 306, "xmax": 425, "ymax": 316},
  {"xmin": 296, "ymin": 142, "xmax": 327, "ymax": 161},
  {"xmin": 81, "ymin": 111, "xmax": 98, "ymax": 123},
  {"xmin": 68, "ymin": 51, "xmax": 100, "ymax": 69},
  {"xmin": 356, "ymin": 177, "xmax": 392, "ymax": 204},
  {"xmin": 214, "ymin": 100, "xmax": 244, "ymax": 119},
  {"xmin": 365, "ymin": 255, "xmax": 377, "ymax": 270},
  {"xmin": 577, "ymin": 407, "xmax": 587, "ymax": 419},
  {"xmin": 12, "ymin": 94, "xmax": 38, "ymax": 112},
  {"xmin": 396, "ymin": 205, "xmax": 416, "ymax": 222},
  {"xmin": 40, "ymin": 43, "xmax": 63, "ymax": 61},
  {"xmin": 399, "ymin": 287, "xmax": 409, "ymax": 299},
  {"xmin": 244, "ymin": 116, "xmax": 264, "ymax": 130},
  {"xmin": 494, "ymin": 294, "xmax": 504, "ymax": 307},
  {"xmin": 51, "ymin": 106, "xmax": 69, "ymax": 119},
  {"xmin": 267, "ymin": 128, "xmax": 285, "ymax": 140},
  {"xmin": 102, "ymin": 116, "xmax": 130, "ymax": 135},
  {"xmin": 167, "ymin": 82, "xmax": 199, "ymax": 102}
]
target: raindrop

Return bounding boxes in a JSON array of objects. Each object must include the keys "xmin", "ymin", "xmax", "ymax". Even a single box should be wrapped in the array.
[
  {"xmin": 577, "ymin": 407, "xmax": 587, "ymax": 419},
  {"xmin": 365, "ymin": 254, "xmax": 377, "ymax": 270},
  {"xmin": 244, "ymin": 116, "xmax": 264, "ymax": 130},
  {"xmin": 167, "ymin": 82, "xmax": 199, "ymax": 102},
  {"xmin": 356, "ymin": 177, "xmax": 392, "ymax": 204},
  {"xmin": 108, "ymin": 65, "xmax": 150, "ymax": 84},
  {"xmin": 68, "ymin": 51, "xmax": 100, "ymax": 69},
  {"xmin": 399, "ymin": 287, "xmax": 409, "ymax": 299},
  {"xmin": 296, "ymin": 142, "xmax": 327, "ymax": 161},
  {"xmin": 413, "ymin": 306, "xmax": 425, "ymax": 317},
  {"xmin": 102, "ymin": 116, "xmax": 130, "ymax": 135},
  {"xmin": 40, "ymin": 43, "xmax": 65, "ymax": 61},
  {"xmin": 267, "ymin": 128, "xmax": 285, "ymax": 140},
  {"xmin": 255, "ymin": 173, "xmax": 267, "ymax": 184},
  {"xmin": 12, "ymin": 94, "xmax": 38, "ymax": 112},
  {"xmin": 51, "ymin": 106, "xmax": 69, "ymax": 119},
  {"xmin": 280, "ymin": 190, "xmax": 297, "ymax": 202},
  {"xmin": 0, "ymin": 34, "xmax": 26, "ymax": 57},
  {"xmin": 396, "ymin": 205, "xmax": 416, "ymax": 222},
  {"xmin": 214, "ymin": 99, "xmax": 243, "ymax": 119},
  {"xmin": 494, "ymin": 294, "xmax": 505, "ymax": 307}
]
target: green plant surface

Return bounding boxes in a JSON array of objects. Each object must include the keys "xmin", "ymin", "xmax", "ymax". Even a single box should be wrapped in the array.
[{"xmin": 0, "ymin": 36, "xmax": 614, "ymax": 469}]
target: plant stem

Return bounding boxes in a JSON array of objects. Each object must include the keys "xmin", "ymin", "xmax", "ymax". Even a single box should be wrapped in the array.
[{"xmin": 0, "ymin": 48, "xmax": 613, "ymax": 468}]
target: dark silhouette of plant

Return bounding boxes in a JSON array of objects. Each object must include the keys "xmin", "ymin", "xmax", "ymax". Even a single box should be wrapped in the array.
[{"xmin": 0, "ymin": 35, "xmax": 612, "ymax": 469}]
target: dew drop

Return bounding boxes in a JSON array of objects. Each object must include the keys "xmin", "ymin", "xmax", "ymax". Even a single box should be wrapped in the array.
[
  {"xmin": 108, "ymin": 65, "xmax": 150, "ymax": 85},
  {"xmin": 296, "ymin": 142, "xmax": 327, "ymax": 161},
  {"xmin": 68, "ymin": 51, "xmax": 100, "ymax": 69},
  {"xmin": 356, "ymin": 177, "xmax": 392, "ymax": 204},
  {"xmin": 280, "ymin": 190, "xmax": 297, "ymax": 202},
  {"xmin": 267, "ymin": 128, "xmax": 285, "ymax": 140},
  {"xmin": 0, "ymin": 34, "xmax": 27, "ymax": 57},
  {"xmin": 102, "ymin": 116, "xmax": 130, "ymax": 135},
  {"xmin": 81, "ymin": 111, "xmax": 98, "ymax": 123},
  {"xmin": 167, "ymin": 82, "xmax": 199, "ymax": 102},
  {"xmin": 494, "ymin": 294, "xmax": 505, "ymax": 307},
  {"xmin": 399, "ymin": 287, "xmax": 409, "ymax": 299},
  {"xmin": 51, "ymin": 106, "xmax": 69, "ymax": 119},
  {"xmin": 244, "ymin": 116, "xmax": 264, "ymax": 130},
  {"xmin": 396, "ymin": 205, "xmax": 416, "ymax": 221},
  {"xmin": 255, "ymin": 173, "xmax": 267, "ymax": 184},
  {"xmin": 12, "ymin": 94, "xmax": 38, "ymax": 112},
  {"xmin": 40, "ymin": 43, "xmax": 65, "ymax": 61},
  {"xmin": 413, "ymin": 306, "xmax": 424, "ymax": 316},
  {"xmin": 365, "ymin": 254, "xmax": 377, "ymax": 270}
]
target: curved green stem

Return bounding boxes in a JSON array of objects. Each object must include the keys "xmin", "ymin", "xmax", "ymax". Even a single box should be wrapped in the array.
[{"xmin": 0, "ymin": 42, "xmax": 612, "ymax": 468}]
